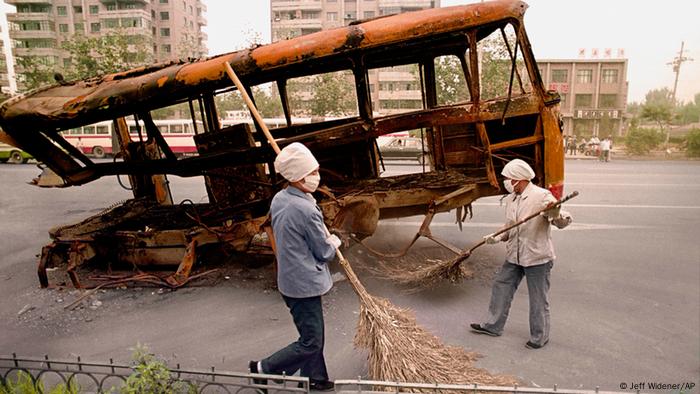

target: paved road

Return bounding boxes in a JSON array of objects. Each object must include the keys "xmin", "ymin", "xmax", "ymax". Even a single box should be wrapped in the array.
[{"xmin": 0, "ymin": 159, "xmax": 698, "ymax": 392}]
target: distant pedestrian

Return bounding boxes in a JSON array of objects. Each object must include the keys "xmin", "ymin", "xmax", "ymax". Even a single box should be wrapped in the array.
[
  {"xmin": 600, "ymin": 137, "xmax": 611, "ymax": 162},
  {"xmin": 470, "ymin": 159, "xmax": 572, "ymax": 349},
  {"xmin": 568, "ymin": 135, "xmax": 578, "ymax": 156}
]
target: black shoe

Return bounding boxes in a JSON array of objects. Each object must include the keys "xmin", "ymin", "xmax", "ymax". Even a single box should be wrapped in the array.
[
  {"xmin": 249, "ymin": 360, "xmax": 268, "ymax": 389},
  {"xmin": 525, "ymin": 340, "xmax": 549, "ymax": 349},
  {"xmin": 470, "ymin": 323, "xmax": 500, "ymax": 337},
  {"xmin": 310, "ymin": 380, "xmax": 335, "ymax": 392}
]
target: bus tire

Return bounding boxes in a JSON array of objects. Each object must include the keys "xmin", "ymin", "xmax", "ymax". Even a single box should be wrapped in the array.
[
  {"xmin": 8, "ymin": 150, "xmax": 23, "ymax": 164},
  {"xmin": 92, "ymin": 146, "xmax": 105, "ymax": 158}
]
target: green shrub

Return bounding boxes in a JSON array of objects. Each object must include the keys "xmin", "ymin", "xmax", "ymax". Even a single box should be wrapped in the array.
[
  {"xmin": 624, "ymin": 128, "xmax": 665, "ymax": 155},
  {"xmin": 686, "ymin": 129, "xmax": 700, "ymax": 157},
  {"xmin": 120, "ymin": 344, "xmax": 196, "ymax": 394}
]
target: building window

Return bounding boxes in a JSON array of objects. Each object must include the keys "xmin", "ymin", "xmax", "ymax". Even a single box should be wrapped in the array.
[
  {"xmin": 327, "ymin": 12, "xmax": 337, "ymax": 21},
  {"xmin": 160, "ymin": 0, "xmax": 168, "ymax": 2},
  {"xmin": 59, "ymin": 24, "xmax": 69, "ymax": 33},
  {"xmin": 551, "ymin": 69, "xmax": 568, "ymax": 83},
  {"xmin": 160, "ymin": 11, "xmax": 170, "ymax": 20},
  {"xmin": 57, "ymin": 6, "xmax": 67, "ymax": 16},
  {"xmin": 89, "ymin": 5, "xmax": 99, "ymax": 14},
  {"xmin": 162, "ymin": 44, "xmax": 171, "ymax": 53},
  {"xmin": 73, "ymin": 6, "xmax": 82, "ymax": 14},
  {"xmin": 574, "ymin": 94, "xmax": 593, "ymax": 108},
  {"xmin": 121, "ymin": 18, "xmax": 141, "ymax": 28},
  {"xmin": 106, "ymin": 4, "xmax": 116, "ymax": 10},
  {"xmin": 63, "ymin": 58, "xmax": 71, "ymax": 67},
  {"xmin": 90, "ymin": 22, "xmax": 100, "ymax": 32},
  {"xmin": 576, "ymin": 69, "xmax": 593, "ymax": 83},
  {"xmin": 363, "ymin": 11, "xmax": 375, "ymax": 18},
  {"xmin": 74, "ymin": 23, "xmax": 84, "ymax": 32},
  {"xmin": 104, "ymin": 19, "xmax": 119, "ymax": 28},
  {"xmin": 602, "ymin": 69, "xmax": 618, "ymax": 84},
  {"xmin": 599, "ymin": 94, "xmax": 617, "ymax": 108},
  {"xmin": 160, "ymin": 28, "xmax": 170, "ymax": 36},
  {"xmin": 560, "ymin": 93, "xmax": 567, "ymax": 106}
]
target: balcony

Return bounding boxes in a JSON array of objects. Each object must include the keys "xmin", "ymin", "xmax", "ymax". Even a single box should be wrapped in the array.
[
  {"xmin": 9, "ymin": 29, "xmax": 56, "ymax": 40},
  {"xmin": 5, "ymin": 0, "xmax": 52, "ymax": 4},
  {"xmin": 13, "ymin": 47, "xmax": 61, "ymax": 58},
  {"xmin": 377, "ymin": 90, "xmax": 422, "ymax": 100},
  {"xmin": 99, "ymin": 0, "xmax": 147, "ymax": 4},
  {"xmin": 378, "ymin": 0, "xmax": 434, "ymax": 8},
  {"xmin": 271, "ymin": 0, "xmax": 322, "ymax": 11},
  {"xmin": 196, "ymin": 1, "xmax": 207, "ymax": 12},
  {"xmin": 100, "ymin": 8, "xmax": 150, "ymax": 20},
  {"xmin": 272, "ymin": 19, "xmax": 322, "ymax": 30},
  {"xmin": 197, "ymin": 15, "xmax": 207, "ymax": 26},
  {"xmin": 7, "ymin": 12, "xmax": 54, "ymax": 23}
]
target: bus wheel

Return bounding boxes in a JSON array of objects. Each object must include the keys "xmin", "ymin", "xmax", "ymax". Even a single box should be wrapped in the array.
[
  {"xmin": 8, "ymin": 150, "xmax": 23, "ymax": 164},
  {"xmin": 92, "ymin": 146, "xmax": 105, "ymax": 158}
]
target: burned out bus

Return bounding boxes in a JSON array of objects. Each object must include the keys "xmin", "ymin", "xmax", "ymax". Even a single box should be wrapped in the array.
[{"xmin": 0, "ymin": 0, "xmax": 564, "ymax": 288}]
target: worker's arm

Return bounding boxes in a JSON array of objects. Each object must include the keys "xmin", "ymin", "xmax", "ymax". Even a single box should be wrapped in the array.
[{"xmin": 304, "ymin": 206, "xmax": 339, "ymax": 263}]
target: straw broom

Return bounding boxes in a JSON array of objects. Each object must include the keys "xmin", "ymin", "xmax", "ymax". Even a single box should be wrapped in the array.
[
  {"xmin": 224, "ymin": 62, "xmax": 515, "ymax": 386},
  {"xmin": 381, "ymin": 191, "xmax": 579, "ymax": 290}
]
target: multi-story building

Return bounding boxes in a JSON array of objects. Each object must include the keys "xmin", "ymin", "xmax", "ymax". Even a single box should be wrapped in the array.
[
  {"xmin": 270, "ymin": 0, "xmax": 439, "ymax": 116},
  {"xmin": 538, "ymin": 58, "xmax": 628, "ymax": 137},
  {"xmin": 0, "ymin": 26, "xmax": 10, "ymax": 94},
  {"xmin": 5, "ymin": 0, "xmax": 207, "ymax": 90}
]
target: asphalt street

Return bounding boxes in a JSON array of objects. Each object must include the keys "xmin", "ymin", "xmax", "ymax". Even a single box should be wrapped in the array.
[{"xmin": 0, "ymin": 158, "xmax": 698, "ymax": 392}]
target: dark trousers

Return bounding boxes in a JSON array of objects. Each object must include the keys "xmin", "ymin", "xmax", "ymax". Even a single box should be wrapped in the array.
[
  {"xmin": 482, "ymin": 261, "xmax": 552, "ymax": 346},
  {"xmin": 261, "ymin": 295, "xmax": 329, "ymax": 382}
]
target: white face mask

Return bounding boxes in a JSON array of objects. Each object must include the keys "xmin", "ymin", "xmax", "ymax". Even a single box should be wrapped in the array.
[
  {"xmin": 303, "ymin": 173, "xmax": 321, "ymax": 193},
  {"xmin": 503, "ymin": 179, "xmax": 515, "ymax": 194}
]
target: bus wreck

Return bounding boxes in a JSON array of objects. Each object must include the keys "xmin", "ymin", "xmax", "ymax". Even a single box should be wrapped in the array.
[{"xmin": 0, "ymin": 0, "xmax": 564, "ymax": 288}]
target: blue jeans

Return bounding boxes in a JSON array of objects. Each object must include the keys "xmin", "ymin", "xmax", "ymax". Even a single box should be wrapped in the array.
[
  {"xmin": 261, "ymin": 295, "xmax": 329, "ymax": 382},
  {"xmin": 482, "ymin": 261, "xmax": 552, "ymax": 346}
]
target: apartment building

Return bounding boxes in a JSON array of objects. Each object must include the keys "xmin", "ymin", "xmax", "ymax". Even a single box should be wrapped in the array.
[
  {"xmin": 538, "ymin": 58, "xmax": 628, "ymax": 137},
  {"xmin": 270, "ymin": 0, "xmax": 439, "ymax": 115},
  {"xmin": 5, "ymin": 0, "xmax": 208, "ymax": 89},
  {"xmin": 0, "ymin": 26, "xmax": 9, "ymax": 94}
]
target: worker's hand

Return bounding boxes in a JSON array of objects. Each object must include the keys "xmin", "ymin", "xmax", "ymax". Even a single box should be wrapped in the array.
[
  {"xmin": 483, "ymin": 233, "xmax": 500, "ymax": 244},
  {"xmin": 327, "ymin": 234, "xmax": 342, "ymax": 249},
  {"xmin": 552, "ymin": 210, "xmax": 572, "ymax": 229},
  {"xmin": 542, "ymin": 204, "xmax": 561, "ymax": 219}
]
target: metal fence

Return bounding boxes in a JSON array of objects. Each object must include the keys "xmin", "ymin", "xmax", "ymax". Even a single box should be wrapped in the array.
[
  {"xmin": 1, "ymin": 354, "xmax": 640, "ymax": 394},
  {"xmin": 335, "ymin": 379, "xmax": 635, "ymax": 394},
  {"xmin": 0, "ymin": 354, "xmax": 309, "ymax": 394}
]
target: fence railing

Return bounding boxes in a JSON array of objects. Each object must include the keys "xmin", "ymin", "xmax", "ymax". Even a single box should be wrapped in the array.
[
  {"xmin": 0, "ymin": 354, "xmax": 308, "ymax": 394},
  {"xmin": 2, "ymin": 354, "xmax": 642, "ymax": 394},
  {"xmin": 335, "ymin": 378, "xmax": 636, "ymax": 394}
]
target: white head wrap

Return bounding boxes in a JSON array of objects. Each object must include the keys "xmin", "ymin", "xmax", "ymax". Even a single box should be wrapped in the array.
[
  {"xmin": 501, "ymin": 159, "xmax": 535, "ymax": 181},
  {"xmin": 274, "ymin": 142, "xmax": 319, "ymax": 182}
]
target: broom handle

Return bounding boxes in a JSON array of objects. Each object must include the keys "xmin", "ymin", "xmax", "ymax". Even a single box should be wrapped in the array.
[
  {"xmin": 223, "ymin": 62, "xmax": 281, "ymax": 154},
  {"xmin": 466, "ymin": 190, "xmax": 579, "ymax": 255},
  {"xmin": 224, "ymin": 61, "xmax": 370, "ymax": 298}
]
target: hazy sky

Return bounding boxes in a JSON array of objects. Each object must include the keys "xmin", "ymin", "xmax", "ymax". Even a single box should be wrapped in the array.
[{"xmin": 2, "ymin": 0, "xmax": 699, "ymax": 103}]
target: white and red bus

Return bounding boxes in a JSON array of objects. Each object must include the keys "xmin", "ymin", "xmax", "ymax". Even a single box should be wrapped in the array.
[
  {"xmin": 60, "ymin": 119, "xmax": 205, "ymax": 157},
  {"xmin": 61, "ymin": 118, "xmax": 313, "ymax": 157}
]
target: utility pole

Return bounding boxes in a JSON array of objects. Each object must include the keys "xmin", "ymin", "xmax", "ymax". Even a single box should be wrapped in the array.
[{"xmin": 667, "ymin": 41, "xmax": 693, "ymax": 104}]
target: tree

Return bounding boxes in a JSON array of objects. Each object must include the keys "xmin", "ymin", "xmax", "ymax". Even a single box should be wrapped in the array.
[
  {"xmin": 624, "ymin": 127, "xmax": 664, "ymax": 155},
  {"xmin": 61, "ymin": 30, "xmax": 153, "ymax": 81},
  {"xmin": 640, "ymin": 88, "xmax": 674, "ymax": 143},
  {"xmin": 676, "ymin": 93, "xmax": 700, "ymax": 125},
  {"xmin": 17, "ymin": 29, "xmax": 153, "ymax": 92},
  {"xmin": 309, "ymin": 71, "xmax": 356, "ymax": 117},
  {"xmin": 685, "ymin": 129, "xmax": 700, "ymax": 157},
  {"xmin": 434, "ymin": 55, "xmax": 469, "ymax": 105},
  {"xmin": 15, "ymin": 56, "xmax": 56, "ymax": 91}
]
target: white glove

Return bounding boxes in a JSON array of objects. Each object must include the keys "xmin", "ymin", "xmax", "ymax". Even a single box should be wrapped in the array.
[
  {"xmin": 327, "ymin": 234, "xmax": 342, "ymax": 249},
  {"xmin": 552, "ymin": 210, "xmax": 572, "ymax": 229},
  {"xmin": 542, "ymin": 204, "xmax": 561, "ymax": 219},
  {"xmin": 483, "ymin": 233, "xmax": 500, "ymax": 244}
]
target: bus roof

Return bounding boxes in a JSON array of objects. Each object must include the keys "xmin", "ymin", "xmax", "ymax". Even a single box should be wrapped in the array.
[{"xmin": 0, "ymin": 0, "xmax": 527, "ymax": 134}]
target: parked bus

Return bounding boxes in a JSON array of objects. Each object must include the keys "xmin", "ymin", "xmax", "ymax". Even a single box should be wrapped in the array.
[
  {"xmin": 0, "ymin": 0, "xmax": 565, "ymax": 287},
  {"xmin": 60, "ymin": 119, "xmax": 205, "ymax": 157}
]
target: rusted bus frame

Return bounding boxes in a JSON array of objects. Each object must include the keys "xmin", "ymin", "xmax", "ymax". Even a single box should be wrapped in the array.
[
  {"xmin": 0, "ymin": 354, "xmax": 309, "ymax": 394},
  {"xmin": 50, "ymin": 95, "xmax": 543, "ymax": 187}
]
